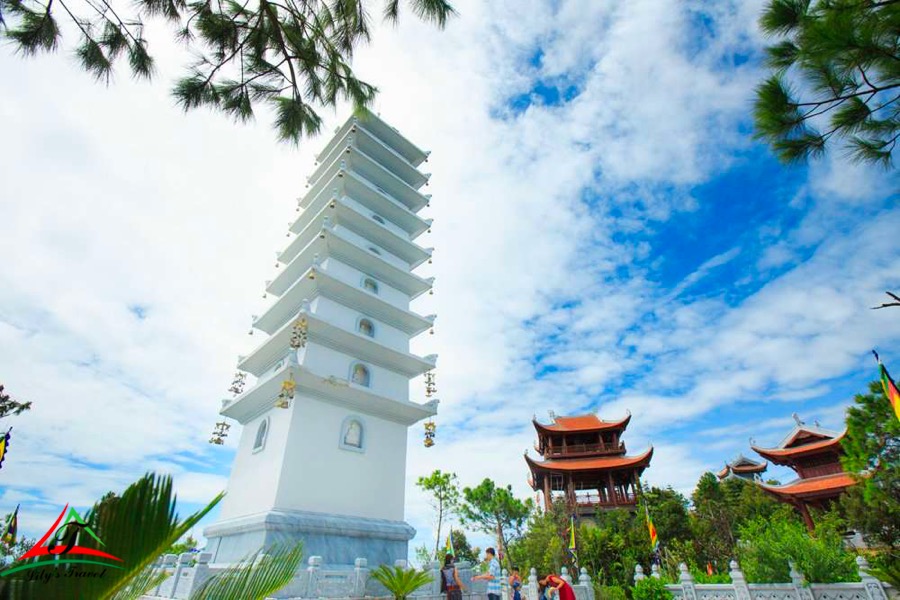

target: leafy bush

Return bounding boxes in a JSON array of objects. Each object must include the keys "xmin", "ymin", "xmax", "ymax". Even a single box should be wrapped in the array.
[
  {"xmin": 690, "ymin": 570, "xmax": 731, "ymax": 584},
  {"xmin": 736, "ymin": 511, "xmax": 858, "ymax": 583},
  {"xmin": 595, "ymin": 584, "xmax": 629, "ymax": 600},
  {"xmin": 632, "ymin": 576, "xmax": 673, "ymax": 600}
]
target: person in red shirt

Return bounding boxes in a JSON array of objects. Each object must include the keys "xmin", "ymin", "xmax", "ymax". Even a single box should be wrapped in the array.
[{"xmin": 539, "ymin": 573, "xmax": 576, "ymax": 600}]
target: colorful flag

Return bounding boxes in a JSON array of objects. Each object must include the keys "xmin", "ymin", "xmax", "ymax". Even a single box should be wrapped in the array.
[
  {"xmin": 567, "ymin": 515, "xmax": 578, "ymax": 566},
  {"xmin": 2, "ymin": 504, "xmax": 19, "ymax": 546},
  {"xmin": 707, "ymin": 562, "xmax": 714, "ymax": 576},
  {"xmin": 645, "ymin": 504, "xmax": 658, "ymax": 551},
  {"xmin": 445, "ymin": 527, "xmax": 455, "ymax": 557},
  {"xmin": 0, "ymin": 428, "xmax": 10, "ymax": 471},
  {"xmin": 874, "ymin": 351, "xmax": 900, "ymax": 422}
]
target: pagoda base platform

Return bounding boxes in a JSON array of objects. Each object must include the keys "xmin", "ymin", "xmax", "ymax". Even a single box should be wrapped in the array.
[{"xmin": 203, "ymin": 509, "xmax": 416, "ymax": 567}]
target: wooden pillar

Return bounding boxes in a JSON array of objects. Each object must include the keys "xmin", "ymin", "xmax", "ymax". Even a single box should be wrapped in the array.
[
  {"xmin": 543, "ymin": 475, "xmax": 551, "ymax": 512},
  {"xmin": 562, "ymin": 435, "xmax": 567, "ymax": 455},
  {"xmin": 567, "ymin": 474, "xmax": 575, "ymax": 506},
  {"xmin": 797, "ymin": 501, "xmax": 815, "ymax": 532},
  {"xmin": 607, "ymin": 472, "xmax": 616, "ymax": 505}
]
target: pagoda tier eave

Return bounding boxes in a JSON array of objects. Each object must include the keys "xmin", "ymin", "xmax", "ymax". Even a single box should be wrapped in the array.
[
  {"xmin": 254, "ymin": 267, "xmax": 433, "ymax": 336},
  {"xmin": 280, "ymin": 197, "xmax": 431, "ymax": 270},
  {"xmin": 221, "ymin": 361, "xmax": 438, "ymax": 425},
  {"xmin": 756, "ymin": 472, "xmax": 856, "ymax": 501},
  {"xmin": 296, "ymin": 169, "xmax": 430, "ymax": 239},
  {"xmin": 312, "ymin": 122, "xmax": 428, "ymax": 190},
  {"xmin": 532, "ymin": 413, "xmax": 631, "ymax": 435},
  {"xmin": 241, "ymin": 312, "xmax": 436, "ymax": 378},
  {"xmin": 269, "ymin": 229, "xmax": 432, "ymax": 299},
  {"xmin": 525, "ymin": 447, "xmax": 653, "ymax": 476},
  {"xmin": 316, "ymin": 112, "xmax": 429, "ymax": 169},
  {"xmin": 751, "ymin": 431, "xmax": 846, "ymax": 465},
  {"xmin": 306, "ymin": 146, "xmax": 428, "ymax": 214}
]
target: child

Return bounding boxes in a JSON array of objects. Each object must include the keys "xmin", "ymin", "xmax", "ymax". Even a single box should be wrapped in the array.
[{"xmin": 509, "ymin": 566, "xmax": 523, "ymax": 600}]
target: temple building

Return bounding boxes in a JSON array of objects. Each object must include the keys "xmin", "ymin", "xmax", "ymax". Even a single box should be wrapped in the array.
[
  {"xmin": 750, "ymin": 415, "xmax": 855, "ymax": 530},
  {"xmin": 525, "ymin": 412, "xmax": 653, "ymax": 516},
  {"xmin": 204, "ymin": 110, "xmax": 438, "ymax": 568},
  {"xmin": 717, "ymin": 454, "xmax": 767, "ymax": 482}
]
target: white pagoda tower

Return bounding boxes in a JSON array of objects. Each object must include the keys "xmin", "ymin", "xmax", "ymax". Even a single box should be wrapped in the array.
[{"xmin": 204, "ymin": 111, "xmax": 438, "ymax": 567}]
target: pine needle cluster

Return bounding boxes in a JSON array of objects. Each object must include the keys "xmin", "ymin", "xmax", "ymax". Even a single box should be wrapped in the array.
[
  {"xmin": 0, "ymin": 0, "xmax": 456, "ymax": 143},
  {"xmin": 754, "ymin": 0, "xmax": 900, "ymax": 168}
]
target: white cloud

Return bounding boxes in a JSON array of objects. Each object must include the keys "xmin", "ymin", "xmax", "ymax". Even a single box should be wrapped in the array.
[{"xmin": 0, "ymin": 0, "xmax": 897, "ymax": 561}]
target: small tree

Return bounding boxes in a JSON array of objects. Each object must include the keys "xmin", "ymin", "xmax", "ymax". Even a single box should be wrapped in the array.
[
  {"xmin": 632, "ymin": 576, "xmax": 674, "ymax": 600},
  {"xmin": 450, "ymin": 529, "xmax": 479, "ymax": 564},
  {"xmin": 840, "ymin": 380, "xmax": 900, "ymax": 575},
  {"xmin": 736, "ymin": 510, "xmax": 858, "ymax": 583},
  {"xmin": 459, "ymin": 479, "xmax": 532, "ymax": 567},
  {"xmin": 753, "ymin": 0, "xmax": 900, "ymax": 167},
  {"xmin": 416, "ymin": 470, "xmax": 460, "ymax": 560}
]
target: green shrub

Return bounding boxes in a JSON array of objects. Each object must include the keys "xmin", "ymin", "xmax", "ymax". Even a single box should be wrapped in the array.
[
  {"xmin": 736, "ymin": 511, "xmax": 858, "ymax": 583},
  {"xmin": 595, "ymin": 584, "xmax": 629, "ymax": 600},
  {"xmin": 690, "ymin": 570, "xmax": 731, "ymax": 584},
  {"xmin": 632, "ymin": 576, "xmax": 673, "ymax": 600}
]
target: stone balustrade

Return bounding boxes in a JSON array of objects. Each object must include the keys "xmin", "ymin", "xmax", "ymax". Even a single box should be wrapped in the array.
[
  {"xmin": 633, "ymin": 557, "xmax": 894, "ymax": 600},
  {"xmin": 141, "ymin": 554, "xmax": 893, "ymax": 600}
]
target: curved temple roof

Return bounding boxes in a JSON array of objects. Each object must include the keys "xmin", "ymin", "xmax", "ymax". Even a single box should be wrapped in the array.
[
  {"xmin": 525, "ymin": 447, "xmax": 653, "ymax": 474},
  {"xmin": 757, "ymin": 472, "xmax": 855, "ymax": 499},
  {"xmin": 751, "ymin": 431, "xmax": 846, "ymax": 464},
  {"xmin": 532, "ymin": 413, "xmax": 631, "ymax": 434}
]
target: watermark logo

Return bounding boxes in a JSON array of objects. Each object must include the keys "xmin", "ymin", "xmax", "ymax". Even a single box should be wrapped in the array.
[{"xmin": 1, "ymin": 504, "xmax": 123, "ymax": 580}]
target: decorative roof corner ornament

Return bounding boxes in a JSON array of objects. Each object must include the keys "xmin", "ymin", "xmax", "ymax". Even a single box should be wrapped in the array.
[
  {"xmin": 228, "ymin": 372, "xmax": 247, "ymax": 396},
  {"xmin": 814, "ymin": 419, "xmax": 821, "ymax": 428},
  {"xmin": 300, "ymin": 299, "xmax": 311, "ymax": 313},
  {"xmin": 312, "ymin": 253, "xmax": 322, "ymax": 268},
  {"xmin": 548, "ymin": 410, "xmax": 557, "ymax": 421},
  {"xmin": 209, "ymin": 419, "xmax": 231, "ymax": 445},
  {"xmin": 423, "ymin": 420, "xmax": 436, "ymax": 448},
  {"xmin": 275, "ymin": 375, "xmax": 296, "ymax": 409},
  {"xmin": 425, "ymin": 354, "xmax": 438, "ymax": 364},
  {"xmin": 290, "ymin": 316, "xmax": 309, "ymax": 350},
  {"xmin": 792, "ymin": 413, "xmax": 804, "ymax": 427},
  {"xmin": 424, "ymin": 371, "xmax": 436, "ymax": 398}
]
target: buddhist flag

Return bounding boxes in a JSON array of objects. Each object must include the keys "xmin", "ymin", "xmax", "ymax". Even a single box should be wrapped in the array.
[
  {"xmin": 2, "ymin": 505, "xmax": 18, "ymax": 546},
  {"xmin": 445, "ymin": 527, "xmax": 455, "ymax": 558},
  {"xmin": 567, "ymin": 515, "xmax": 578, "ymax": 566},
  {"xmin": 707, "ymin": 563, "xmax": 714, "ymax": 576},
  {"xmin": 645, "ymin": 504, "xmax": 658, "ymax": 551},
  {"xmin": 874, "ymin": 351, "xmax": 900, "ymax": 422},
  {"xmin": 0, "ymin": 428, "xmax": 10, "ymax": 471}
]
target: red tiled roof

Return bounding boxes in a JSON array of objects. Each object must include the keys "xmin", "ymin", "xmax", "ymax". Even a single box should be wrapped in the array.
[
  {"xmin": 752, "ymin": 433, "xmax": 845, "ymax": 464},
  {"xmin": 526, "ymin": 447, "xmax": 653, "ymax": 472},
  {"xmin": 533, "ymin": 413, "xmax": 631, "ymax": 433},
  {"xmin": 758, "ymin": 472, "xmax": 856, "ymax": 499},
  {"xmin": 732, "ymin": 461, "xmax": 767, "ymax": 473},
  {"xmin": 717, "ymin": 466, "xmax": 730, "ymax": 479}
]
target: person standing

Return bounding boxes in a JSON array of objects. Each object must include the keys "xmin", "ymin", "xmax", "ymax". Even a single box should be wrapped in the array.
[
  {"xmin": 440, "ymin": 554, "xmax": 464, "ymax": 600},
  {"xmin": 472, "ymin": 547, "xmax": 502, "ymax": 600},
  {"xmin": 509, "ymin": 566, "xmax": 523, "ymax": 600},
  {"xmin": 539, "ymin": 573, "xmax": 576, "ymax": 600}
]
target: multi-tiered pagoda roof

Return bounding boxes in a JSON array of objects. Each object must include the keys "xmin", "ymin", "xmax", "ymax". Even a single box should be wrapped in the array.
[
  {"xmin": 750, "ymin": 417, "xmax": 855, "ymax": 530},
  {"xmin": 525, "ymin": 412, "xmax": 652, "ymax": 516}
]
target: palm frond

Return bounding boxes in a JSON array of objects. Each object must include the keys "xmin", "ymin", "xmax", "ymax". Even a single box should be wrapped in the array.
[
  {"xmin": 189, "ymin": 542, "xmax": 304, "ymax": 600},
  {"xmin": 370, "ymin": 564, "xmax": 433, "ymax": 600}
]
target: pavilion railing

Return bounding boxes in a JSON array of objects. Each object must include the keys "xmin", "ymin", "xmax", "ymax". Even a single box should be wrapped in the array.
[{"xmin": 541, "ymin": 442, "xmax": 626, "ymax": 457}]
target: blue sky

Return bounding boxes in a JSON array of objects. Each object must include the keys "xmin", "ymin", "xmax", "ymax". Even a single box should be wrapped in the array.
[{"xmin": 0, "ymin": 0, "xmax": 898, "ymax": 564}]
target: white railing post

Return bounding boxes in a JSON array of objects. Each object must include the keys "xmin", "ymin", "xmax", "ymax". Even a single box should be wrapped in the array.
[
  {"xmin": 789, "ymin": 561, "xmax": 814, "ymax": 600},
  {"xmin": 634, "ymin": 564, "xmax": 645, "ymax": 584},
  {"xmin": 729, "ymin": 560, "xmax": 751, "ymax": 600},
  {"xmin": 679, "ymin": 563, "xmax": 698, "ymax": 600},
  {"xmin": 856, "ymin": 556, "xmax": 889, "ymax": 600}
]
